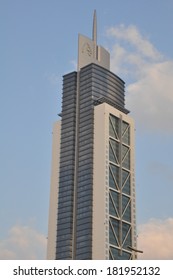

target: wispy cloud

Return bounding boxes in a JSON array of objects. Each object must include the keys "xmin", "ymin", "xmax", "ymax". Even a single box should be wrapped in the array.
[
  {"xmin": 107, "ymin": 25, "xmax": 161, "ymax": 61},
  {"xmin": 70, "ymin": 59, "xmax": 77, "ymax": 70},
  {"xmin": 107, "ymin": 25, "xmax": 173, "ymax": 133},
  {"xmin": 137, "ymin": 218, "xmax": 173, "ymax": 259},
  {"xmin": 46, "ymin": 72, "xmax": 62, "ymax": 86},
  {"xmin": 0, "ymin": 224, "xmax": 47, "ymax": 260}
]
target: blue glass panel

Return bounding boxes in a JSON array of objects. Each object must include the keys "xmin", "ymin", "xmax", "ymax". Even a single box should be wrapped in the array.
[
  {"xmin": 123, "ymin": 203, "xmax": 131, "ymax": 222},
  {"xmin": 122, "ymin": 151, "xmax": 130, "ymax": 170},
  {"xmin": 109, "ymin": 143, "xmax": 117, "ymax": 164},
  {"xmin": 122, "ymin": 169, "xmax": 129, "ymax": 186},
  {"xmin": 110, "ymin": 115, "xmax": 119, "ymax": 138},
  {"xmin": 122, "ymin": 176, "xmax": 131, "ymax": 195},
  {"xmin": 122, "ymin": 222, "xmax": 130, "ymax": 241},
  {"xmin": 123, "ymin": 228, "xmax": 132, "ymax": 249},
  {"xmin": 109, "ymin": 120, "xmax": 116, "ymax": 138},
  {"xmin": 110, "ymin": 190, "xmax": 119, "ymax": 215},
  {"xmin": 110, "ymin": 247, "xmax": 120, "ymax": 260},
  {"xmin": 122, "ymin": 126, "xmax": 130, "ymax": 145},
  {"xmin": 110, "ymin": 247, "xmax": 131, "ymax": 260},
  {"xmin": 109, "ymin": 225, "xmax": 119, "ymax": 246},
  {"xmin": 109, "ymin": 196, "xmax": 118, "ymax": 217},
  {"xmin": 110, "ymin": 164, "xmax": 119, "ymax": 187},
  {"xmin": 122, "ymin": 145, "xmax": 129, "ymax": 160},
  {"xmin": 110, "ymin": 218, "xmax": 120, "ymax": 243},
  {"xmin": 122, "ymin": 121, "xmax": 129, "ymax": 135},
  {"xmin": 109, "ymin": 252, "xmax": 113, "ymax": 260},
  {"xmin": 110, "ymin": 139, "xmax": 119, "ymax": 162},
  {"xmin": 109, "ymin": 169, "xmax": 117, "ymax": 190},
  {"xmin": 122, "ymin": 195, "xmax": 130, "ymax": 213}
]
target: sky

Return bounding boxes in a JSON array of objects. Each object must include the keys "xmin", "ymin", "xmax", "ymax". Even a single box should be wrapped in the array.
[{"xmin": 0, "ymin": 0, "xmax": 173, "ymax": 259}]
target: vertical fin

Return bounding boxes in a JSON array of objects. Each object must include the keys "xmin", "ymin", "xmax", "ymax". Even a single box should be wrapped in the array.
[
  {"xmin": 92, "ymin": 10, "xmax": 97, "ymax": 44},
  {"xmin": 92, "ymin": 10, "xmax": 97, "ymax": 59}
]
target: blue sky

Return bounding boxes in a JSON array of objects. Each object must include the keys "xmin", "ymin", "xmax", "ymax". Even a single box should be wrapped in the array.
[{"xmin": 1, "ymin": 0, "xmax": 173, "ymax": 259}]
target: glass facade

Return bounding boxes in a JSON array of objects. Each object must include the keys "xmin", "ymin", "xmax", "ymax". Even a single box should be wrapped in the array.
[
  {"xmin": 55, "ymin": 63, "xmax": 136, "ymax": 260},
  {"xmin": 56, "ymin": 72, "xmax": 77, "ymax": 259},
  {"xmin": 109, "ymin": 114, "xmax": 134, "ymax": 260}
]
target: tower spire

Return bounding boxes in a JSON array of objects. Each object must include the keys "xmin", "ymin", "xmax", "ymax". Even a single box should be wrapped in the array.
[
  {"xmin": 92, "ymin": 10, "xmax": 97, "ymax": 44},
  {"xmin": 78, "ymin": 10, "xmax": 110, "ymax": 70}
]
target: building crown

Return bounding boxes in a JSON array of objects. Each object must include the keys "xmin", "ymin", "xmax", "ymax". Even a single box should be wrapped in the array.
[{"xmin": 78, "ymin": 10, "xmax": 110, "ymax": 71}]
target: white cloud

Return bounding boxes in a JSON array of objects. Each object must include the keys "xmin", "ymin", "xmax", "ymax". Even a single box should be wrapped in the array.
[
  {"xmin": 0, "ymin": 224, "xmax": 47, "ymax": 260},
  {"xmin": 107, "ymin": 25, "xmax": 173, "ymax": 133},
  {"xmin": 137, "ymin": 218, "xmax": 173, "ymax": 259},
  {"xmin": 107, "ymin": 25, "xmax": 161, "ymax": 60},
  {"xmin": 126, "ymin": 61, "xmax": 173, "ymax": 132},
  {"xmin": 70, "ymin": 59, "xmax": 77, "ymax": 70}
]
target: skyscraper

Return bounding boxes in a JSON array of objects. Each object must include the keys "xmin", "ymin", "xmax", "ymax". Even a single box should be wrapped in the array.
[{"xmin": 47, "ymin": 11, "xmax": 137, "ymax": 260}]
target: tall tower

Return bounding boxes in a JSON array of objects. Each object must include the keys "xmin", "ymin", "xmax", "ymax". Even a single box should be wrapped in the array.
[{"xmin": 47, "ymin": 11, "xmax": 137, "ymax": 260}]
